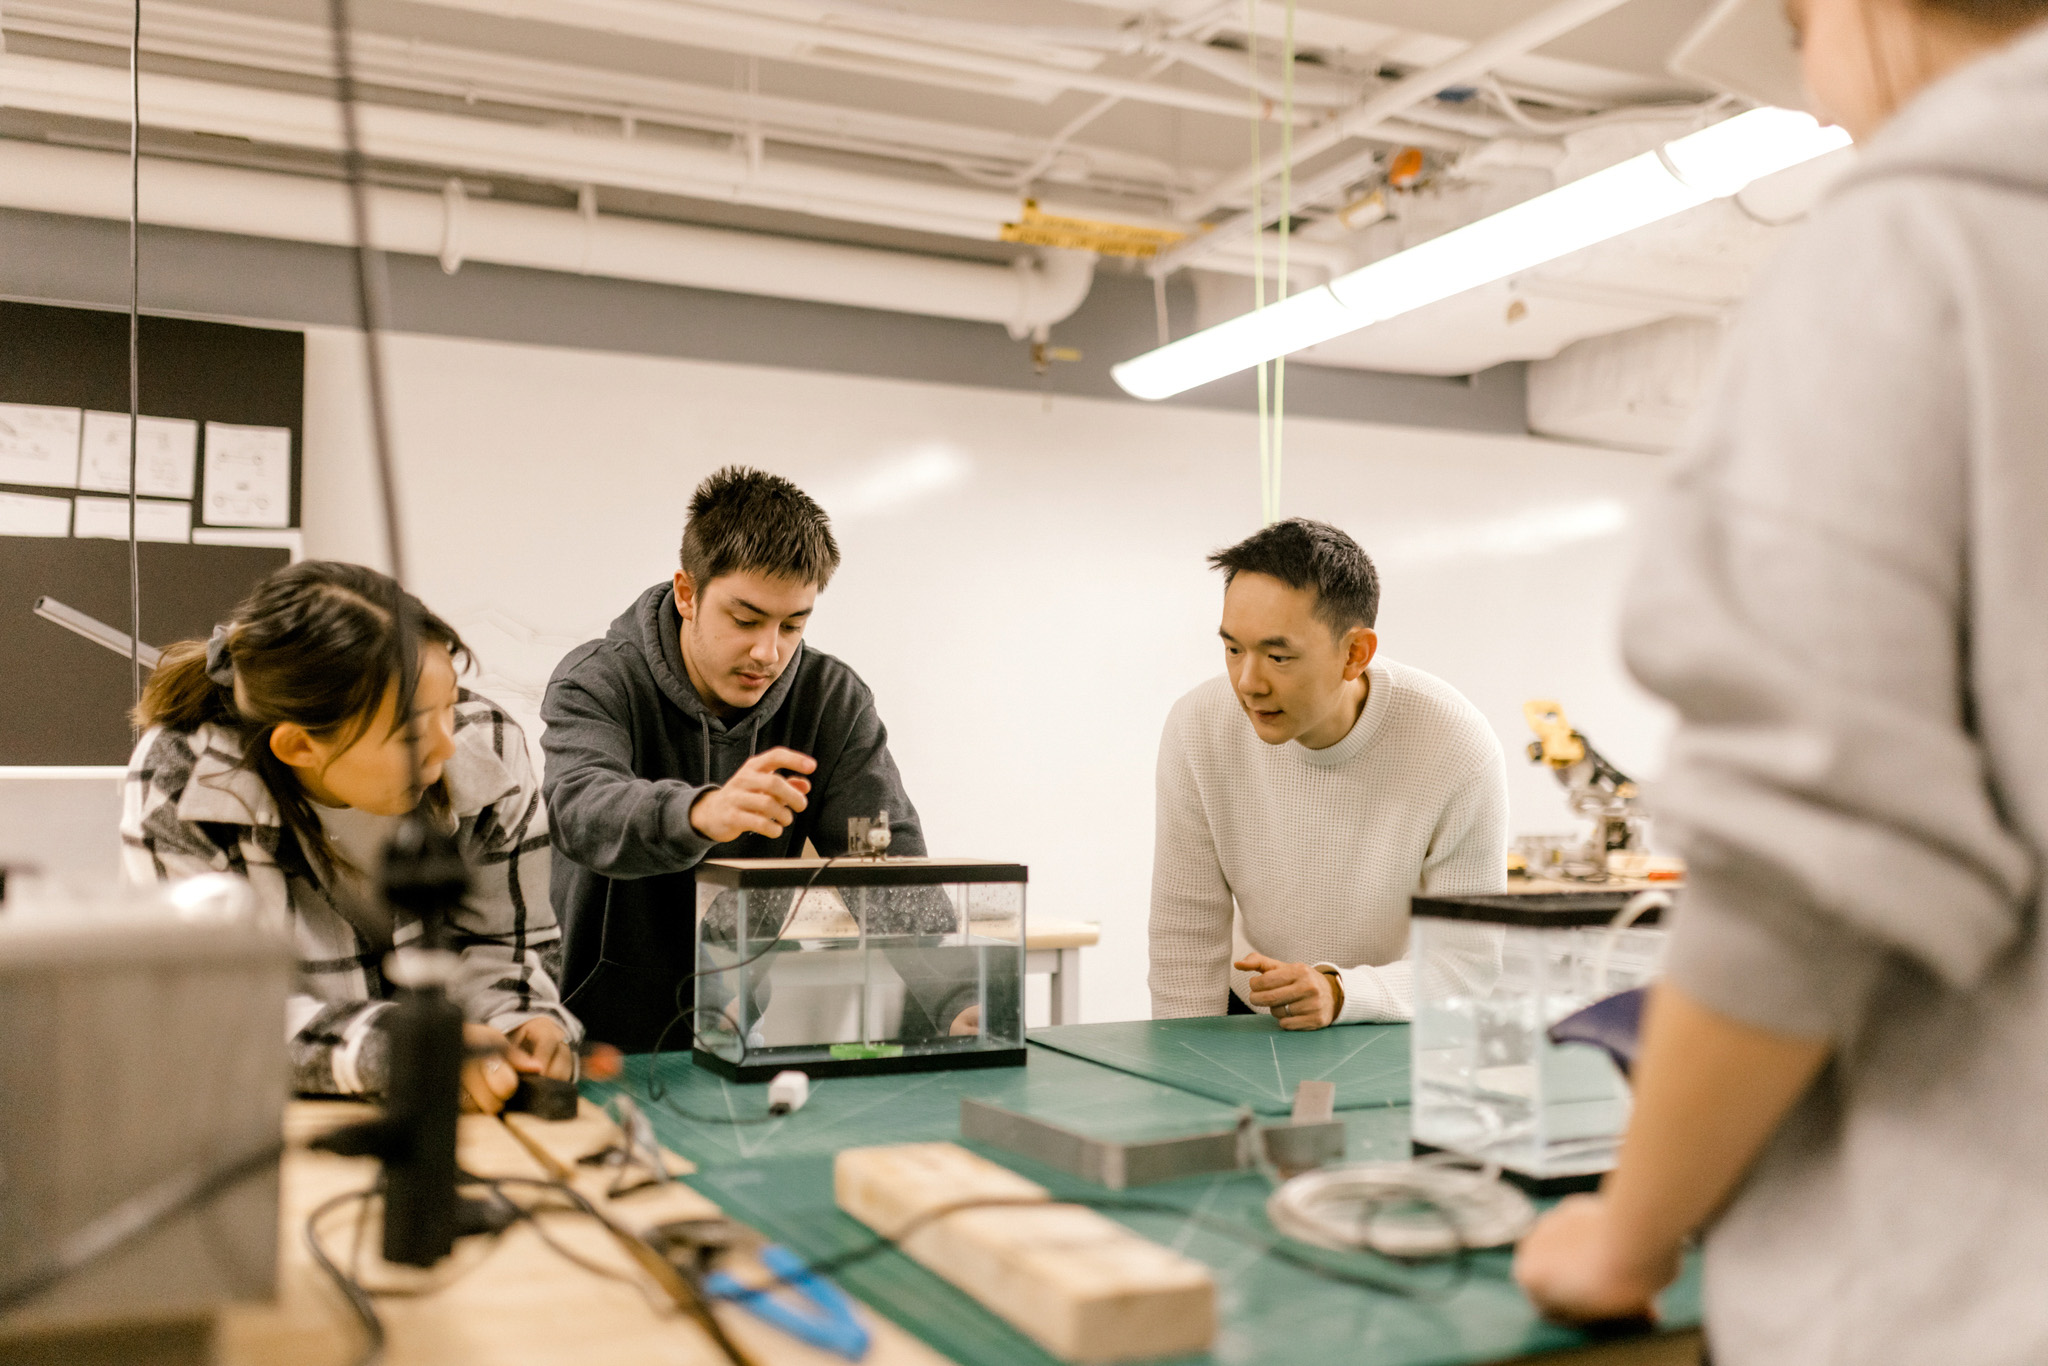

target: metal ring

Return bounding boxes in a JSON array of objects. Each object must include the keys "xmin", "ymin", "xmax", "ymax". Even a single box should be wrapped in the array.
[{"xmin": 1274, "ymin": 1001, "xmax": 1289, "ymax": 1019}]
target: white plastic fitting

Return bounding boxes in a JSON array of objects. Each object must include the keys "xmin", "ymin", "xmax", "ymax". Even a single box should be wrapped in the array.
[{"xmin": 767, "ymin": 1070, "xmax": 810, "ymax": 1116}]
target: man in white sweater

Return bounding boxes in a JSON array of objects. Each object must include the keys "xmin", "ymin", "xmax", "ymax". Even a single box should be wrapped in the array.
[{"xmin": 1149, "ymin": 518, "xmax": 1508, "ymax": 1027}]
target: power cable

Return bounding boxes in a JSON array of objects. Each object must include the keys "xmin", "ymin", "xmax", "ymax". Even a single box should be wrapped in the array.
[
  {"xmin": 126, "ymin": 0, "xmax": 141, "ymax": 703},
  {"xmin": 639, "ymin": 853, "xmax": 845, "ymax": 1117},
  {"xmin": 669, "ymin": 1189, "xmax": 1476, "ymax": 1305},
  {"xmin": 304, "ymin": 1188, "xmax": 388, "ymax": 1366}
]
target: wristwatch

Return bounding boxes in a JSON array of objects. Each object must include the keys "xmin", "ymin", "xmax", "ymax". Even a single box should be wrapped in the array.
[{"xmin": 1318, "ymin": 966, "xmax": 1346, "ymax": 1018}]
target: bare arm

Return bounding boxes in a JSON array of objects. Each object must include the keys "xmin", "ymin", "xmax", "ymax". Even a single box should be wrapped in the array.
[{"xmin": 1513, "ymin": 981, "xmax": 1829, "ymax": 1320}]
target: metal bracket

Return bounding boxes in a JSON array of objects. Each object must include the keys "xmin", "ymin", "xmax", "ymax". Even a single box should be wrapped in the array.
[{"xmin": 959, "ymin": 1096, "xmax": 1345, "ymax": 1190}]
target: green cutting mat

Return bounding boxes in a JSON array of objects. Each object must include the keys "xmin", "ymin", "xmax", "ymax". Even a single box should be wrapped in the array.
[
  {"xmin": 589, "ymin": 1047, "xmax": 1417, "ymax": 1171},
  {"xmin": 687, "ymin": 1148, "xmax": 1701, "ymax": 1366},
  {"xmin": 1029, "ymin": 1016, "xmax": 1411, "ymax": 1114}
]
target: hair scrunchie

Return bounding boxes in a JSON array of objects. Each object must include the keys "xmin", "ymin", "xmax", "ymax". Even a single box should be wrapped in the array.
[{"xmin": 204, "ymin": 623, "xmax": 237, "ymax": 689}]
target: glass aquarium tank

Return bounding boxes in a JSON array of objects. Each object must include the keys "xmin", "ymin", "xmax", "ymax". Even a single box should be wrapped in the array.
[
  {"xmin": 1409, "ymin": 891, "xmax": 1669, "ymax": 1192},
  {"xmin": 692, "ymin": 857, "xmax": 1027, "ymax": 1081}
]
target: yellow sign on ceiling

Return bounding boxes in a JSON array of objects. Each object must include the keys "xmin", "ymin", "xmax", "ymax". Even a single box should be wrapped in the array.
[{"xmin": 1000, "ymin": 200, "xmax": 1187, "ymax": 258}]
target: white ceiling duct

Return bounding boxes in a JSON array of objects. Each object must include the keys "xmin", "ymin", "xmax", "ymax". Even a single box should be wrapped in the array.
[
  {"xmin": 0, "ymin": 53, "xmax": 1029, "ymax": 240},
  {"xmin": 0, "ymin": 140, "xmax": 1097, "ymax": 336},
  {"xmin": 1527, "ymin": 315, "xmax": 1727, "ymax": 451},
  {"xmin": 0, "ymin": 53, "xmax": 1348, "ymax": 283},
  {"xmin": 0, "ymin": 0, "xmax": 1193, "ymax": 193}
]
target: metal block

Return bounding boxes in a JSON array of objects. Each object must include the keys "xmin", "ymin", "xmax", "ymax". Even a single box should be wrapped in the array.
[{"xmin": 959, "ymin": 1099, "xmax": 1344, "ymax": 1190}]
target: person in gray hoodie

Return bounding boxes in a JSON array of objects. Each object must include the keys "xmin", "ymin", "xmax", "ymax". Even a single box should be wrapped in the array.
[
  {"xmin": 1515, "ymin": 1, "xmax": 2048, "ymax": 1361},
  {"xmin": 542, "ymin": 466, "xmax": 945, "ymax": 1052}
]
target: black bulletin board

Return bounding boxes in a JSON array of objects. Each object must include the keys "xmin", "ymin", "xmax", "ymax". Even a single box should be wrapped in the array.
[
  {"xmin": 2, "ymin": 540, "xmax": 291, "ymax": 763},
  {"xmin": 0, "ymin": 302, "xmax": 305, "ymax": 764}
]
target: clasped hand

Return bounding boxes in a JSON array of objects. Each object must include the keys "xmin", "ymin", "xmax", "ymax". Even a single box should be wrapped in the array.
[
  {"xmin": 1236, "ymin": 952, "xmax": 1338, "ymax": 1030},
  {"xmin": 690, "ymin": 747, "xmax": 817, "ymax": 843}
]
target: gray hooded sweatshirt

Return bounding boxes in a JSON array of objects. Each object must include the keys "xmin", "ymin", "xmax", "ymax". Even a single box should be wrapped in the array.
[
  {"xmin": 540, "ymin": 581, "xmax": 926, "ymax": 1051},
  {"xmin": 1624, "ymin": 23, "xmax": 2048, "ymax": 1365}
]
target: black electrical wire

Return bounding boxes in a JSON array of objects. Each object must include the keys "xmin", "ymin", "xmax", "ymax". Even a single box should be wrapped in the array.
[
  {"xmin": 324, "ymin": 0, "xmax": 430, "ymax": 821},
  {"xmin": 125, "ymin": 0, "xmax": 140, "ymax": 704},
  {"xmin": 1072, "ymin": 1195, "xmax": 1472, "ymax": 1302},
  {"xmin": 647, "ymin": 1190, "xmax": 1471, "ymax": 1309},
  {"xmin": 0, "ymin": 1138, "xmax": 285, "ymax": 1316},
  {"xmin": 304, "ymin": 1188, "xmax": 388, "ymax": 1366},
  {"xmin": 640, "ymin": 1008, "xmax": 781, "ymax": 1126},
  {"xmin": 481, "ymin": 1175, "xmax": 756, "ymax": 1366},
  {"xmin": 479, "ymin": 1181, "xmax": 641, "ymax": 1285},
  {"xmin": 443, "ymin": 1173, "xmax": 1467, "ymax": 1363},
  {"xmin": 639, "ymin": 854, "xmax": 846, "ymax": 1120}
]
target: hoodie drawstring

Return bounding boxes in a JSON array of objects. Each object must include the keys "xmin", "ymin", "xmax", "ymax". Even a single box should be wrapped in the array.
[{"xmin": 699, "ymin": 712, "xmax": 766, "ymax": 789}]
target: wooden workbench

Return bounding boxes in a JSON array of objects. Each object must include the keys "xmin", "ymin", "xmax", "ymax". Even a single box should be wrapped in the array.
[{"xmin": 216, "ymin": 1099, "xmax": 950, "ymax": 1366}]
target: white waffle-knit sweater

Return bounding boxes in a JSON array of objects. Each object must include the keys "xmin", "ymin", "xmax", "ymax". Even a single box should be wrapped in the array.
[{"xmin": 1148, "ymin": 660, "xmax": 1508, "ymax": 1023}]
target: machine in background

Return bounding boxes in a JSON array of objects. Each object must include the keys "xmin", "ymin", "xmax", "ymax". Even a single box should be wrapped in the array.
[{"xmin": 1516, "ymin": 700, "xmax": 1679, "ymax": 883}]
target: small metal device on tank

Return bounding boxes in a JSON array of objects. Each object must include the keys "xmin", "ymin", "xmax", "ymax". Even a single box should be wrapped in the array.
[{"xmin": 846, "ymin": 810, "xmax": 892, "ymax": 858}]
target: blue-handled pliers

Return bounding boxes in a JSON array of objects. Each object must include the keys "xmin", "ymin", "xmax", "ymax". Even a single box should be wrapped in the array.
[{"xmin": 703, "ymin": 1243, "xmax": 870, "ymax": 1361}]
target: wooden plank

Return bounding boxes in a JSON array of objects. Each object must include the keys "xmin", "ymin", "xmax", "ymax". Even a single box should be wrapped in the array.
[{"xmin": 834, "ymin": 1143, "xmax": 1214, "ymax": 1364}]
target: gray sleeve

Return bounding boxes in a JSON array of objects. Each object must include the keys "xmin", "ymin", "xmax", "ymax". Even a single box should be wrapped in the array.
[
  {"xmin": 1624, "ymin": 200, "xmax": 2036, "ymax": 1040},
  {"xmin": 540, "ymin": 663, "xmax": 716, "ymax": 879},
  {"xmin": 809, "ymin": 682, "xmax": 926, "ymax": 858}
]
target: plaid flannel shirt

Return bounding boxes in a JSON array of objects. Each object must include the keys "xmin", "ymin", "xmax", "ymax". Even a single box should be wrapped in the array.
[{"xmin": 120, "ymin": 689, "xmax": 580, "ymax": 1096}]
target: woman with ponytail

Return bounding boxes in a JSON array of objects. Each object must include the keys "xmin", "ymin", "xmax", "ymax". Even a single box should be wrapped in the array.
[{"xmin": 123, "ymin": 560, "xmax": 580, "ymax": 1114}]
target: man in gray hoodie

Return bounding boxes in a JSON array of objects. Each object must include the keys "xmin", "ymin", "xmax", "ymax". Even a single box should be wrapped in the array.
[{"xmin": 541, "ymin": 466, "xmax": 931, "ymax": 1052}]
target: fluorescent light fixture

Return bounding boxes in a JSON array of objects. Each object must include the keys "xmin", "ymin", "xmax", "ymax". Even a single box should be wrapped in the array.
[{"xmin": 1112, "ymin": 107, "xmax": 1851, "ymax": 401}]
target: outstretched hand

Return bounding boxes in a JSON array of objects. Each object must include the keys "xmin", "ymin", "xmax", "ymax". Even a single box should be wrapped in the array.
[
  {"xmin": 690, "ymin": 747, "xmax": 816, "ymax": 843},
  {"xmin": 1514, "ymin": 1193, "xmax": 1676, "ymax": 1324},
  {"xmin": 1236, "ymin": 952, "xmax": 1338, "ymax": 1030}
]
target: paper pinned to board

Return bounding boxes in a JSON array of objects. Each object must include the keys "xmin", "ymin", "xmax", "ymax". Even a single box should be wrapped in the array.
[
  {"xmin": 202, "ymin": 422, "xmax": 292, "ymax": 528},
  {"xmin": 79, "ymin": 412, "xmax": 201, "ymax": 498},
  {"xmin": 0, "ymin": 403, "xmax": 83, "ymax": 489},
  {"xmin": 0, "ymin": 491, "xmax": 72, "ymax": 536},
  {"xmin": 73, "ymin": 496, "xmax": 193, "ymax": 543}
]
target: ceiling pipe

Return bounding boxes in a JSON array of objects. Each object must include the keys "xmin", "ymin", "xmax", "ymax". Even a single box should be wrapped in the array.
[
  {"xmin": 0, "ymin": 140, "xmax": 1098, "ymax": 334},
  {"xmin": 390, "ymin": 0, "xmax": 1318, "ymax": 122},
  {"xmin": 0, "ymin": 54, "xmax": 1351, "ymax": 281},
  {"xmin": 3, "ymin": 0, "xmax": 1189, "ymax": 191},
  {"xmin": 1155, "ymin": 0, "xmax": 1643, "ymax": 273},
  {"xmin": 0, "ymin": 54, "xmax": 1027, "ymax": 240}
]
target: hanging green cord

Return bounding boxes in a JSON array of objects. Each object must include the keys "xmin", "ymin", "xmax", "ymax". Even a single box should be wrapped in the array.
[
  {"xmin": 1246, "ymin": 0, "xmax": 1271, "ymax": 526},
  {"xmin": 1270, "ymin": 0, "xmax": 1296, "ymax": 527}
]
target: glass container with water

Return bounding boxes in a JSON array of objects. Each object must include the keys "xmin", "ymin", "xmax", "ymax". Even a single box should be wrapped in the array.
[
  {"xmin": 1410, "ymin": 891, "xmax": 1668, "ymax": 1191},
  {"xmin": 692, "ymin": 857, "xmax": 1027, "ymax": 1081}
]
